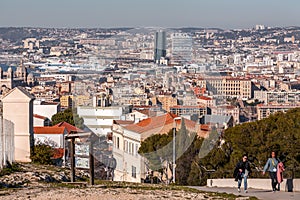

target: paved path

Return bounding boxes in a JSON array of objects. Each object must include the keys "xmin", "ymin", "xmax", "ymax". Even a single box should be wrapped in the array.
[{"xmin": 191, "ymin": 186, "xmax": 300, "ymax": 200}]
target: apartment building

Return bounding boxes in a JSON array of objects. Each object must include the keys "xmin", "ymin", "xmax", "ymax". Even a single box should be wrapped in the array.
[
  {"xmin": 254, "ymin": 90, "xmax": 300, "ymax": 104},
  {"xmin": 197, "ymin": 77, "xmax": 252, "ymax": 99},
  {"xmin": 210, "ymin": 105, "xmax": 240, "ymax": 124},
  {"xmin": 170, "ymin": 105, "xmax": 207, "ymax": 118},
  {"xmin": 157, "ymin": 95, "xmax": 178, "ymax": 112},
  {"xmin": 257, "ymin": 104, "xmax": 300, "ymax": 120}
]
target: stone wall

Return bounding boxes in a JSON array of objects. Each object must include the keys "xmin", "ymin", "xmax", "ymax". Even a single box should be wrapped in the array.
[{"xmin": 207, "ymin": 178, "xmax": 300, "ymax": 192}]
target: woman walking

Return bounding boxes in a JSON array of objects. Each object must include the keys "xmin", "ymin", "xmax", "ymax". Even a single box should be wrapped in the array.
[{"xmin": 262, "ymin": 151, "xmax": 279, "ymax": 192}]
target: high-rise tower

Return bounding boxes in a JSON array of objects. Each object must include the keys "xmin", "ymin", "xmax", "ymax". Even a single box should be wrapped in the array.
[
  {"xmin": 171, "ymin": 33, "xmax": 193, "ymax": 64},
  {"xmin": 154, "ymin": 31, "xmax": 167, "ymax": 63}
]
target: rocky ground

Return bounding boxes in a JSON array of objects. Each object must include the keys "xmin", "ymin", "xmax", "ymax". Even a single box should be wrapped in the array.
[{"xmin": 0, "ymin": 164, "xmax": 252, "ymax": 200}]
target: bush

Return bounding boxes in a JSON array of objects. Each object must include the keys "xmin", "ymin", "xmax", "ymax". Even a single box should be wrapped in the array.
[{"xmin": 31, "ymin": 144, "xmax": 54, "ymax": 165}]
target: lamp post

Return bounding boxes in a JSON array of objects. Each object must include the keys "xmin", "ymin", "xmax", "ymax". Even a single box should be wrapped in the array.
[{"xmin": 172, "ymin": 117, "xmax": 181, "ymax": 184}]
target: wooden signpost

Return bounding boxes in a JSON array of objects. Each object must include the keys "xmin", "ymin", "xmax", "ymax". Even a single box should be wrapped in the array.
[{"xmin": 65, "ymin": 132, "xmax": 96, "ymax": 185}]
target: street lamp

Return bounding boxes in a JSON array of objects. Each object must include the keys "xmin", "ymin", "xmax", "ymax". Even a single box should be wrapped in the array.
[{"xmin": 172, "ymin": 117, "xmax": 181, "ymax": 184}]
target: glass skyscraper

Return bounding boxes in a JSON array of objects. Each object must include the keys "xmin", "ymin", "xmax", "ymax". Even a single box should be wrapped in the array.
[{"xmin": 154, "ymin": 31, "xmax": 167, "ymax": 63}]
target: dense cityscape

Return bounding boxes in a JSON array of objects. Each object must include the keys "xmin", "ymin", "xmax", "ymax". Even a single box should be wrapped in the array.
[{"xmin": 1, "ymin": 24, "xmax": 300, "ymax": 199}]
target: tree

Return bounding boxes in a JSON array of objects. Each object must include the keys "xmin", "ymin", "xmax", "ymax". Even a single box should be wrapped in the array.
[
  {"xmin": 51, "ymin": 108, "xmax": 84, "ymax": 129},
  {"xmin": 139, "ymin": 119, "xmax": 200, "ymax": 185},
  {"xmin": 204, "ymin": 108, "xmax": 300, "ymax": 179},
  {"xmin": 139, "ymin": 132, "xmax": 173, "ymax": 173}
]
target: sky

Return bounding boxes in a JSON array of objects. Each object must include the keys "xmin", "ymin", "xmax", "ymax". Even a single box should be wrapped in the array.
[{"xmin": 1, "ymin": 0, "xmax": 300, "ymax": 29}]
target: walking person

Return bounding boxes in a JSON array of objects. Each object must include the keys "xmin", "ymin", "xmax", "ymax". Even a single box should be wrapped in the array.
[
  {"xmin": 234, "ymin": 154, "xmax": 252, "ymax": 193},
  {"xmin": 262, "ymin": 151, "xmax": 279, "ymax": 192}
]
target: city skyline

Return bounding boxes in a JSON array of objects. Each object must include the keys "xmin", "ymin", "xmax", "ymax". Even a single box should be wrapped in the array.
[{"xmin": 1, "ymin": 0, "xmax": 300, "ymax": 29}]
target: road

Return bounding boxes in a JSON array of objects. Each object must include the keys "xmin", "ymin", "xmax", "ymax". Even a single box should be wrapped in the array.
[{"xmin": 191, "ymin": 186, "xmax": 300, "ymax": 200}]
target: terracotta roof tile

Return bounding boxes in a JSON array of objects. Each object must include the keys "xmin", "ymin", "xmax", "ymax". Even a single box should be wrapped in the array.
[
  {"xmin": 198, "ymin": 96, "xmax": 212, "ymax": 100},
  {"xmin": 34, "ymin": 127, "xmax": 65, "ymax": 134},
  {"xmin": 124, "ymin": 113, "xmax": 200, "ymax": 134},
  {"xmin": 125, "ymin": 113, "xmax": 178, "ymax": 134},
  {"xmin": 53, "ymin": 122, "xmax": 84, "ymax": 134}
]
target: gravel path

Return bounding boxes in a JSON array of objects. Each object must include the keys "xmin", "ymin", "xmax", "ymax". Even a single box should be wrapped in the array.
[{"xmin": 0, "ymin": 187, "xmax": 211, "ymax": 200}]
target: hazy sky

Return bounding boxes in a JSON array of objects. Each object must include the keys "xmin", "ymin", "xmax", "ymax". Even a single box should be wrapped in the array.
[{"xmin": 1, "ymin": 0, "xmax": 300, "ymax": 29}]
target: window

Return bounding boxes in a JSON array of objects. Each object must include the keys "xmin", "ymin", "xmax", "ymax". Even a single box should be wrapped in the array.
[
  {"xmin": 135, "ymin": 144, "xmax": 139, "ymax": 156},
  {"xmin": 124, "ymin": 140, "xmax": 128, "ymax": 152},
  {"xmin": 132, "ymin": 166, "xmax": 136, "ymax": 178},
  {"xmin": 129, "ymin": 142, "xmax": 132, "ymax": 154},
  {"xmin": 132, "ymin": 143, "xmax": 134, "ymax": 155},
  {"xmin": 117, "ymin": 137, "xmax": 120, "ymax": 149}
]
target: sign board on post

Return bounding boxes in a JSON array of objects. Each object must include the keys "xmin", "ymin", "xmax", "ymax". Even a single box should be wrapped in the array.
[
  {"xmin": 75, "ymin": 143, "xmax": 90, "ymax": 169},
  {"xmin": 75, "ymin": 143, "xmax": 89, "ymax": 156},
  {"xmin": 75, "ymin": 157, "xmax": 90, "ymax": 169}
]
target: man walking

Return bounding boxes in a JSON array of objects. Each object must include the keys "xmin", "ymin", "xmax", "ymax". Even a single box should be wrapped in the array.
[{"xmin": 235, "ymin": 154, "xmax": 252, "ymax": 193}]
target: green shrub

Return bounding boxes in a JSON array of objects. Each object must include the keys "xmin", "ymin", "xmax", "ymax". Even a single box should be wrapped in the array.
[{"xmin": 31, "ymin": 144, "xmax": 54, "ymax": 165}]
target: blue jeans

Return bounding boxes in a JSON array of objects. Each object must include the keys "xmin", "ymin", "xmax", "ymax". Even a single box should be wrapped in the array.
[{"xmin": 238, "ymin": 173, "xmax": 248, "ymax": 190}]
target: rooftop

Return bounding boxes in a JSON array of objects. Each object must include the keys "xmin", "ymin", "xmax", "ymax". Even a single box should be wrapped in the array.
[{"xmin": 34, "ymin": 127, "xmax": 65, "ymax": 134}]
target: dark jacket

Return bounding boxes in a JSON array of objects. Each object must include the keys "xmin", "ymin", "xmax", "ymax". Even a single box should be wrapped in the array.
[
  {"xmin": 233, "ymin": 161, "xmax": 252, "ymax": 181},
  {"xmin": 236, "ymin": 161, "xmax": 251, "ymax": 174}
]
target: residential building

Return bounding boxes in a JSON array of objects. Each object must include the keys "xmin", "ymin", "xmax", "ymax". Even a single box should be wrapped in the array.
[
  {"xmin": 170, "ymin": 105, "xmax": 208, "ymax": 118},
  {"xmin": 60, "ymin": 95, "xmax": 73, "ymax": 108},
  {"xmin": 157, "ymin": 95, "xmax": 178, "ymax": 112},
  {"xmin": 257, "ymin": 104, "xmax": 300, "ymax": 120},
  {"xmin": 197, "ymin": 77, "xmax": 252, "ymax": 99},
  {"xmin": 197, "ymin": 96, "xmax": 216, "ymax": 107},
  {"xmin": 33, "ymin": 100, "xmax": 60, "ymax": 120},
  {"xmin": 210, "ymin": 105, "xmax": 240, "ymax": 124},
  {"xmin": 254, "ymin": 90, "xmax": 300, "ymax": 104}
]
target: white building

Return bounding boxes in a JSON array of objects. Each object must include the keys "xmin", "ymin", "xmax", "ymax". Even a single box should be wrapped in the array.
[
  {"xmin": 33, "ymin": 126, "xmax": 67, "ymax": 148},
  {"xmin": 171, "ymin": 33, "xmax": 193, "ymax": 64},
  {"xmin": 112, "ymin": 113, "xmax": 202, "ymax": 183},
  {"xmin": 33, "ymin": 100, "xmax": 60, "ymax": 120},
  {"xmin": 77, "ymin": 105, "xmax": 131, "ymax": 136},
  {"xmin": 112, "ymin": 122, "xmax": 145, "ymax": 183},
  {"xmin": 125, "ymin": 110, "xmax": 149, "ymax": 123}
]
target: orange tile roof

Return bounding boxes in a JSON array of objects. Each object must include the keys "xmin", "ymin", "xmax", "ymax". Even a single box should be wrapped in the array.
[
  {"xmin": 34, "ymin": 127, "xmax": 65, "ymax": 134},
  {"xmin": 125, "ymin": 113, "xmax": 177, "ymax": 134},
  {"xmin": 198, "ymin": 96, "xmax": 212, "ymax": 100},
  {"xmin": 53, "ymin": 121, "xmax": 84, "ymax": 134},
  {"xmin": 125, "ymin": 113, "xmax": 199, "ymax": 134}
]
